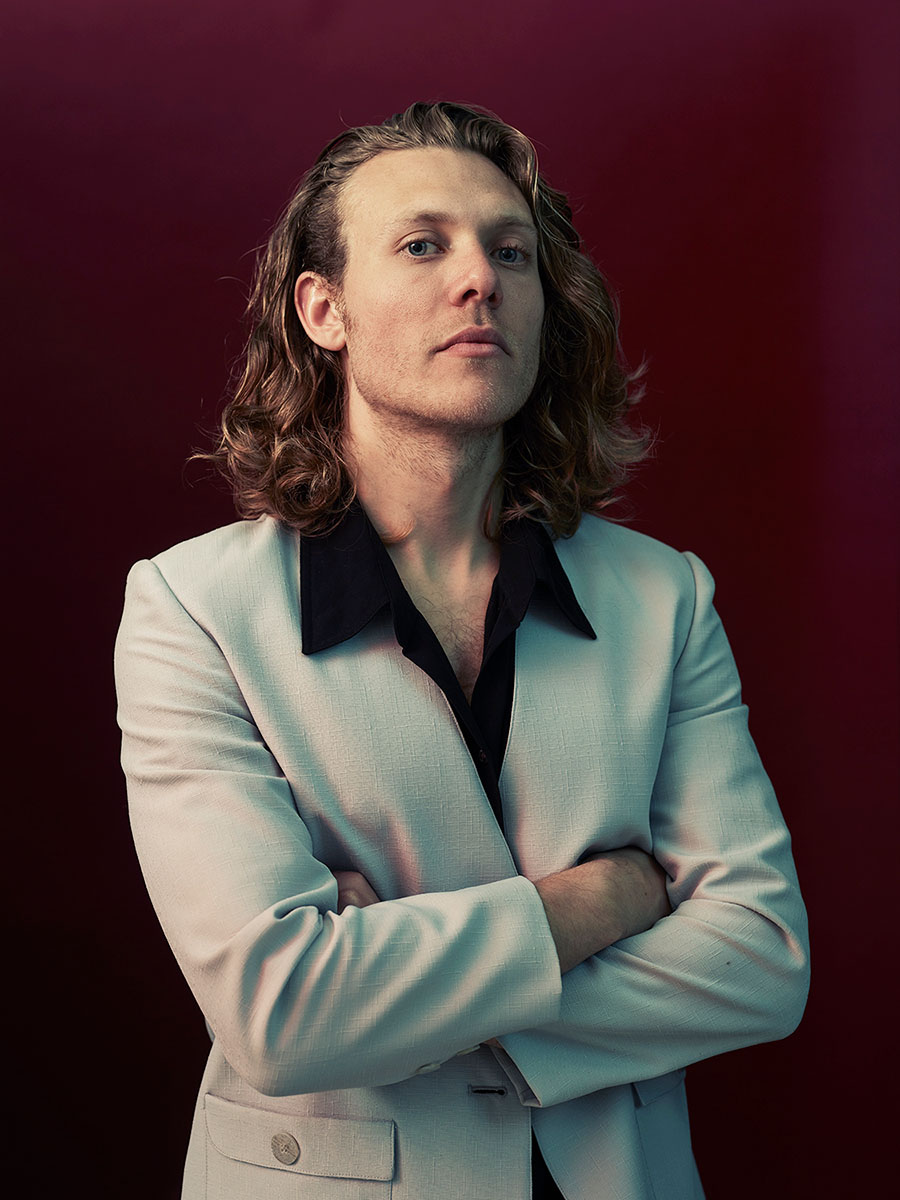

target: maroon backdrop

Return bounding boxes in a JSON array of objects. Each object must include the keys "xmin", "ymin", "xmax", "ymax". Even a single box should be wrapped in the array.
[{"xmin": 4, "ymin": 1, "xmax": 897, "ymax": 1195}]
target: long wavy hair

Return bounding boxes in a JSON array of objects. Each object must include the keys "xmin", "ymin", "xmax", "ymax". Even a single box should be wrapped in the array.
[{"xmin": 192, "ymin": 100, "xmax": 650, "ymax": 538}]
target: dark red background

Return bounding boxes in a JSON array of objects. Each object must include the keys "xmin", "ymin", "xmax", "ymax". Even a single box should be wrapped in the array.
[{"xmin": 4, "ymin": 1, "xmax": 897, "ymax": 1195}]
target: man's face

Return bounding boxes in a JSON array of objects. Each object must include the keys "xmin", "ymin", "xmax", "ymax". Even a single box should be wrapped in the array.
[{"xmin": 333, "ymin": 146, "xmax": 545, "ymax": 436}]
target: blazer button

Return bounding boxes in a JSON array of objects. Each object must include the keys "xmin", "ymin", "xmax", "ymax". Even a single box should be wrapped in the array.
[
  {"xmin": 271, "ymin": 1131, "xmax": 300, "ymax": 1165},
  {"xmin": 455, "ymin": 1045, "xmax": 481, "ymax": 1056},
  {"xmin": 414, "ymin": 1062, "xmax": 442, "ymax": 1074}
]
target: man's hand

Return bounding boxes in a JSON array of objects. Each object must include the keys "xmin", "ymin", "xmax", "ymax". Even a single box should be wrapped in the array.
[
  {"xmin": 534, "ymin": 847, "xmax": 672, "ymax": 975},
  {"xmin": 334, "ymin": 849, "xmax": 671, "ymax": 976},
  {"xmin": 334, "ymin": 870, "xmax": 380, "ymax": 913}
]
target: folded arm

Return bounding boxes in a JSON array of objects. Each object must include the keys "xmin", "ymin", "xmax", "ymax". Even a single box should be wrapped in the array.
[
  {"xmin": 490, "ymin": 552, "xmax": 811, "ymax": 1107},
  {"xmin": 115, "ymin": 558, "xmax": 562, "ymax": 1098}
]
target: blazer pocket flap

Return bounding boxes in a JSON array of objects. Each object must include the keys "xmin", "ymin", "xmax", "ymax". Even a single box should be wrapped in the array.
[
  {"xmin": 631, "ymin": 1066, "xmax": 686, "ymax": 1108},
  {"xmin": 204, "ymin": 1094, "xmax": 395, "ymax": 1180}
]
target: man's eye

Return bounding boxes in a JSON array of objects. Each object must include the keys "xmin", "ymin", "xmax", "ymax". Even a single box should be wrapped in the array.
[
  {"xmin": 496, "ymin": 244, "xmax": 528, "ymax": 264},
  {"xmin": 403, "ymin": 240, "xmax": 438, "ymax": 257},
  {"xmin": 401, "ymin": 239, "xmax": 530, "ymax": 262}
]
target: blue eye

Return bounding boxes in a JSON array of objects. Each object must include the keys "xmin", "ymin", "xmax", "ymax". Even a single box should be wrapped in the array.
[
  {"xmin": 496, "ymin": 244, "xmax": 526, "ymax": 264},
  {"xmin": 400, "ymin": 238, "xmax": 530, "ymax": 262}
]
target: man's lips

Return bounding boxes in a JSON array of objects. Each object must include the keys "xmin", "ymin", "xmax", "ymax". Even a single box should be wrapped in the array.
[{"xmin": 436, "ymin": 326, "xmax": 510, "ymax": 355}]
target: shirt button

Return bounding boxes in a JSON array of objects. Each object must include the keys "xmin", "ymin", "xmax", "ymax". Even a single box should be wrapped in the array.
[
  {"xmin": 478, "ymin": 750, "xmax": 488, "ymax": 764},
  {"xmin": 271, "ymin": 1131, "xmax": 300, "ymax": 1165},
  {"xmin": 414, "ymin": 1062, "xmax": 442, "ymax": 1075}
]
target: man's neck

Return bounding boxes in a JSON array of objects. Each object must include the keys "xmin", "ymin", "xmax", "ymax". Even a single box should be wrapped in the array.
[{"xmin": 344, "ymin": 412, "xmax": 503, "ymax": 587}]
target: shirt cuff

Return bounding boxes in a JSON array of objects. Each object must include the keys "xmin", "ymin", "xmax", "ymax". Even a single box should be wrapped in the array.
[{"xmin": 485, "ymin": 1038, "xmax": 541, "ymax": 1106}]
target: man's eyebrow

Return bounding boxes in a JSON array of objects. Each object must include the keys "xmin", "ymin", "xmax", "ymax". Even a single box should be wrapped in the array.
[{"xmin": 384, "ymin": 211, "xmax": 538, "ymax": 238}]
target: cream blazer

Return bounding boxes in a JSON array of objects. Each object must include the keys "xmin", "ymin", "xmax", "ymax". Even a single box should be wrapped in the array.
[{"xmin": 114, "ymin": 512, "xmax": 810, "ymax": 1199}]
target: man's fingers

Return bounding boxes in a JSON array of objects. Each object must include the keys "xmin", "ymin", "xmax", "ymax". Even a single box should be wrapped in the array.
[{"xmin": 334, "ymin": 869, "xmax": 380, "ymax": 912}]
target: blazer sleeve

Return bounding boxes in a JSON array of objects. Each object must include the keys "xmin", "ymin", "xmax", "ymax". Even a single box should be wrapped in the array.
[
  {"xmin": 115, "ymin": 557, "xmax": 561, "ymax": 1098},
  {"xmin": 491, "ymin": 551, "xmax": 811, "ymax": 1108}
]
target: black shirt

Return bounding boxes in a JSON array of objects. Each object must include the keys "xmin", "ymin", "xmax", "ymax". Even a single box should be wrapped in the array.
[
  {"xmin": 301, "ymin": 501, "xmax": 595, "ymax": 833},
  {"xmin": 300, "ymin": 500, "xmax": 596, "ymax": 1196}
]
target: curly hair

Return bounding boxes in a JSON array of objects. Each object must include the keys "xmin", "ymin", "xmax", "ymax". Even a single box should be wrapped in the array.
[{"xmin": 192, "ymin": 100, "xmax": 649, "ymax": 538}]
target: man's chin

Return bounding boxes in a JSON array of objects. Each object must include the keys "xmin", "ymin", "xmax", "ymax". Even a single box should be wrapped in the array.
[
  {"xmin": 358, "ymin": 395, "xmax": 529, "ymax": 433},
  {"xmin": 427, "ymin": 386, "xmax": 532, "ymax": 430},
  {"xmin": 417, "ymin": 406, "xmax": 527, "ymax": 436}
]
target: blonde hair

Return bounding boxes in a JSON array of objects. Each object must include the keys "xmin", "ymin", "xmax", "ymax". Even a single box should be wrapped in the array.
[{"xmin": 192, "ymin": 100, "xmax": 649, "ymax": 538}]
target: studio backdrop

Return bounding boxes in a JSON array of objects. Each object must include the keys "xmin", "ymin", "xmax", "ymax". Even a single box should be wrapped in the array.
[{"xmin": 4, "ymin": 1, "xmax": 896, "ymax": 1196}]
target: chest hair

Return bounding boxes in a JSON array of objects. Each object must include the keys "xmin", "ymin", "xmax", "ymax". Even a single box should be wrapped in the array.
[{"xmin": 411, "ymin": 589, "xmax": 490, "ymax": 705}]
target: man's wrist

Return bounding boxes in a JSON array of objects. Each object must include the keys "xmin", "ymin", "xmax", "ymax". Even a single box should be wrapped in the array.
[{"xmin": 534, "ymin": 859, "xmax": 623, "ymax": 973}]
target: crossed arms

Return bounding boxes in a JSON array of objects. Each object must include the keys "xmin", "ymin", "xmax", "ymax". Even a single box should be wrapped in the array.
[
  {"xmin": 115, "ymin": 534, "xmax": 810, "ymax": 1104},
  {"xmin": 337, "ymin": 847, "xmax": 672, "ymax": 976}
]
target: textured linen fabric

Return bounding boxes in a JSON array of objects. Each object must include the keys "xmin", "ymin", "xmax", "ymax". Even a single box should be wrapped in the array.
[
  {"xmin": 114, "ymin": 512, "xmax": 810, "ymax": 1199},
  {"xmin": 301, "ymin": 502, "xmax": 576, "ymax": 1196},
  {"xmin": 300, "ymin": 500, "xmax": 593, "ymax": 825}
]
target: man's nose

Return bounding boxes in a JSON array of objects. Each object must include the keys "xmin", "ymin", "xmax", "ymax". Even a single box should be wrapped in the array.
[{"xmin": 449, "ymin": 244, "xmax": 502, "ymax": 307}]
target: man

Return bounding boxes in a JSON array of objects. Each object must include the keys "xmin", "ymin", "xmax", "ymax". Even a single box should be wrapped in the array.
[{"xmin": 115, "ymin": 101, "xmax": 810, "ymax": 1199}]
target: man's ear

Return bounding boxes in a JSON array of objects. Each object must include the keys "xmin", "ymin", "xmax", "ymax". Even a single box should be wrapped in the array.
[{"xmin": 294, "ymin": 271, "xmax": 347, "ymax": 351}]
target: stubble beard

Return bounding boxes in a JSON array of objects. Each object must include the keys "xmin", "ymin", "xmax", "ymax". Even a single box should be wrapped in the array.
[
  {"xmin": 344, "ymin": 322, "xmax": 539, "ymax": 435},
  {"xmin": 336, "ymin": 295, "xmax": 541, "ymax": 481}
]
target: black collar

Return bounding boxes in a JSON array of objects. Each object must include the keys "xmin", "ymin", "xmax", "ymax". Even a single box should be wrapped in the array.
[{"xmin": 300, "ymin": 501, "xmax": 596, "ymax": 656}]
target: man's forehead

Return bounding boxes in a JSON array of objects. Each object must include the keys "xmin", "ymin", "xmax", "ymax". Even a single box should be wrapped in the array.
[{"xmin": 340, "ymin": 147, "xmax": 534, "ymax": 234}]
